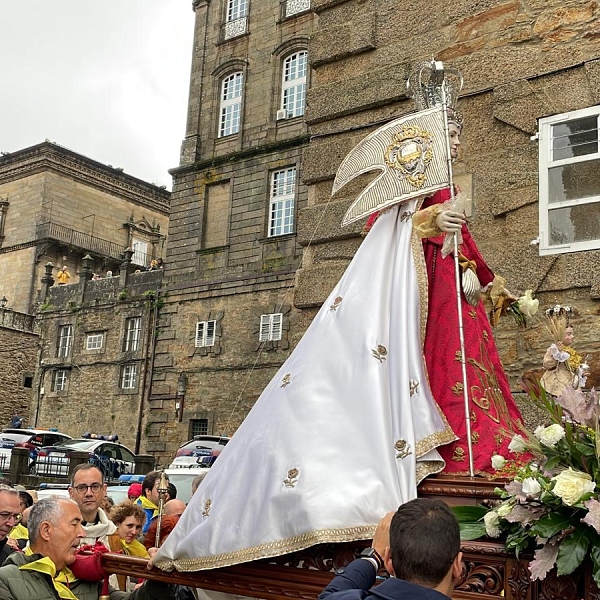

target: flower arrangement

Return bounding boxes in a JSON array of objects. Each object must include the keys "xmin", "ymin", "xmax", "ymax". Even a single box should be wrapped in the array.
[{"xmin": 456, "ymin": 385, "xmax": 600, "ymax": 584}]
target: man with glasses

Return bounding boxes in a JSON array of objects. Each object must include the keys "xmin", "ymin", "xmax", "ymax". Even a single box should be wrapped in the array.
[
  {"xmin": 68, "ymin": 463, "xmax": 116, "ymax": 546},
  {"xmin": 0, "ymin": 487, "xmax": 21, "ymax": 565},
  {"xmin": 319, "ymin": 499, "xmax": 463, "ymax": 600}
]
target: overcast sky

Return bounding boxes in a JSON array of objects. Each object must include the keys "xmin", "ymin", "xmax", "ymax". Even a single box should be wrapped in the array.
[{"xmin": 0, "ymin": 1, "xmax": 195, "ymax": 189}]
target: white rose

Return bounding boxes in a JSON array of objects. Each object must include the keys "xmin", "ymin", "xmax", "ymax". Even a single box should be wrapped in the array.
[
  {"xmin": 508, "ymin": 434, "xmax": 527, "ymax": 453},
  {"xmin": 484, "ymin": 511, "xmax": 501, "ymax": 537},
  {"xmin": 552, "ymin": 468, "xmax": 596, "ymax": 506},
  {"xmin": 537, "ymin": 424, "xmax": 566, "ymax": 448},
  {"xmin": 497, "ymin": 503, "xmax": 512, "ymax": 518},
  {"xmin": 491, "ymin": 454, "xmax": 506, "ymax": 470},
  {"xmin": 534, "ymin": 426, "xmax": 544, "ymax": 439},
  {"xmin": 521, "ymin": 477, "xmax": 542, "ymax": 496}
]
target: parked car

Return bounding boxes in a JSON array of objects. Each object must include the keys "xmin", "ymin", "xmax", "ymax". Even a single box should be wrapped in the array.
[
  {"xmin": 0, "ymin": 429, "xmax": 72, "ymax": 472},
  {"xmin": 169, "ymin": 435, "xmax": 230, "ymax": 469},
  {"xmin": 34, "ymin": 438, "xmax": 136, "ymax": 481}
]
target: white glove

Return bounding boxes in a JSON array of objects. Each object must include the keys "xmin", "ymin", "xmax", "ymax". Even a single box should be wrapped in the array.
[{"xmin": 436, "ymin": 210, "xmax": 465, "ymax": 233}]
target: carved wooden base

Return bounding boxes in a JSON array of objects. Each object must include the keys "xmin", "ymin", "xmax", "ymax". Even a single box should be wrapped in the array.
[{"xmin": 100, "ymin": 475, "xmax": 600, "ymax": 600}]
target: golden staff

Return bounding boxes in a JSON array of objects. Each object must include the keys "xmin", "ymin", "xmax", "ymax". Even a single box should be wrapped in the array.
[{"xmin": 154, "ymin": 471, "xmax": 169, "ymax": 548}]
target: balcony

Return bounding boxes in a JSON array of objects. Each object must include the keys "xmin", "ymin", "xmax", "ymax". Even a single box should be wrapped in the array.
[
  {"xmin": 222, "ymin": 16, "xmax": 247, "ymax": 41},
  {"xmin": 283, "ymin": 0, "xmax": 310, "ymax": 18},
  {"xmin": 37, "ymin": 221, "xmax": 126, "ymax": 261}
]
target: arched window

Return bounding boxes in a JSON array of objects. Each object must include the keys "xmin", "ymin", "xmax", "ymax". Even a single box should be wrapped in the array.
[
  {"xmin": 281, "ymin": 51, "xmax": 307, "ymax": 119},
  {"xmin": 219, "ymin": 71, "xmax": 244, "ymax": 137}
]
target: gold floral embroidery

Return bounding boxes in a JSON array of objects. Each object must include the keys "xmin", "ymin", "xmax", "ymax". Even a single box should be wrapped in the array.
[
  {"xmin": 455, "ymin": 350, "xmax": 462, "ymax": 362},
  {"xmin": 469, "ymin": 309, "xmax": 477, "ymax": 319},
  {"xmin": 395, "ymin": 439, "xmax": 412, "ymax": 459},
  {"xmin": 372, "ymin": 345, "xmax": 387, "ymax": 363},
  {"xmin": 470, "ymin": 410, "xmax": 477, "ymax": 423},
  {"xmin": 483, "ymin": 330, "xmax": 489, "ymax": 341},
  {"xmin": 452, "ymin": 447, "xmax": 466, "ymax": 461},
  {"xmin": 471, "ymin": 432, "xmax": 480, "ymax": 444},
  {"xmin": 281, "ymin": 374, "xmax": 291, "ymax": 388},
  {"xmin": 409, "ymin": 379, "xmax": 419, "ymax": 396},
  {"xmin": 202, "ymin": 499, "xmax": 212, "ymax": 517},
  {"xmin": 284, "ymin": 468, "xmax": 299, "ymax": 487},
  {"xmin": 330, "ymin": 296, "xmax": 343, "ymax": 311},
  {"xmin": 495, "ymin": 434, "xmax": 504, "ymax": 447},
  {"xmin": 400, "ymin": 210, "xmax": 414, "ymax": 222},
  {"xmin": 451, "ymin": 382, "xmax": 464, "ymax": 395}
]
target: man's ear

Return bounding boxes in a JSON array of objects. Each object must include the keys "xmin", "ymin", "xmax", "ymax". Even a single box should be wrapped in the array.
[
  {"xmin": 383, "ymin": 546, "xmax": 394, "ymax": 577},
  {"xmin": 39, "ymin": 521, "xmax": 52, "ymax": 542},
  {"xmin": 451, "ymin": 551, "xmax": 463, "ymax": 583},
  {"xmin": 68, "ymin": 487, "xmax": 74, "ymax": 499}
]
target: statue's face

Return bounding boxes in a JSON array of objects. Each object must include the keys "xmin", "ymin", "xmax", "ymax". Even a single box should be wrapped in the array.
[{"xmin": 449, "ymin": 123, "xmax": 461, "ymax": 159}]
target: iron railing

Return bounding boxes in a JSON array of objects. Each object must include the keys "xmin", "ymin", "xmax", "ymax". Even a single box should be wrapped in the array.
[{"xmin": 37, "ymin": 221, "xmax": 126, "ymax": 261}]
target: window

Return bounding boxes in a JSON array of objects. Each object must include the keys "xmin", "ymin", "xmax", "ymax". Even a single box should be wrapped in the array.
[
  {"xmin": 132, "ymin": 238, "xmax": 149, "ymax": 267},
  {"xmin": 120, "ymin": 364, "xmax": 138, "ymax": 390},
  {"xmin": 195, "ymin": 321, "xmax": 216, "ymax": 347},
  {"xmin": 269, "ymin": 168, "xmax": 296, "ymax": 237},
  {"xmin": 23, "ymin": 375, "xmax": 33, "ymax": 388},
  {"xmin": 259, "ymin": 313, "xmax": 283, "ymax": 342},
  {"xmin": 123, "ymin": 317, "xmax": 142, "ymax": 352},
  {"xmin": 86, "ymin": 333, "xmax": 104, "ymax": 350},
  {"xmin": 51, "ymin": 369, "xmax": 68, "ymax": 392},
  {"xmin": 190, "ymin": 419, "xmax": 209, "ymax": 437},
  {"xmin": 281, "ymin": 51, "xmax": 307, "ymax": 118},
  {"xmin": 57, "ymin": 325, "xmax": 73, "ymax": 358},
  {"xmin": 224, "ymin": 0, "xmax": 247, "ymax": 39},
  {"xmin": 284, "ymin": 0, "xmax": 311, "ymax": 17},
  {"xmin": 219, "ymin": 72, "xmax": 243, "ymax": 137},
  {"xmin": 539, "ymin": 106, "xmax": 600, "ymax": 255}
]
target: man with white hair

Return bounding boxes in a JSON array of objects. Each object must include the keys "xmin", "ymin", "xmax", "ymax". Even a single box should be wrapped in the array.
[{"xmin": 0, "ymin": 497, "xmax": 175, "ymax": 599}]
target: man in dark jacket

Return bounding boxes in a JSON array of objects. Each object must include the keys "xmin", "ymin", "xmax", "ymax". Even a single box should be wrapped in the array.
[
  {"xmin": 0, "ymin": 497, "xmax": 174, "ymax": 600},
  {"xmin": 0, "ymin": 487, "xmax": 20, "ymax": 566},
  {"xmin": 319, "ymin": 499, "xmax": 463, "ymax": 600}
]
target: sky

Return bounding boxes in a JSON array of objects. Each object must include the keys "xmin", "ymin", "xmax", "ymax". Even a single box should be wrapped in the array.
[{"xmin": 0, "ymin": 1, "xmax": 195, "ymax": 189}]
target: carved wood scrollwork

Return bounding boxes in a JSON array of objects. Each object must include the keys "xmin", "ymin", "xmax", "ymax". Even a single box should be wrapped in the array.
[
  {"xmin": 455, "ymin": 560, "xmax": 504, "ymax": 596},
  {"xmin": 507, "ymin": 559, "xmax": 531, "ymax": 600},
  {"xmin": 538, "ymin": 570, "xmax": 579, "ymax": 600}
]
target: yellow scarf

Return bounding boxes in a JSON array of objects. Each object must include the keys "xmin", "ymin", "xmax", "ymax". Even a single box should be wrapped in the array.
[
  {"xmin": 10, "ymin": 523, "xmax": 28, "ymax": 540},
  {"xmin": 20, "ymin": 549, "xmax": 78, "ymax": 600},
  {"xmin": 120, "ymin": 538, "xmax": 149, "ymax": 558},
  {"xmin": 137, "ymin": 495, "xmax": 159, "ymax": 518}
]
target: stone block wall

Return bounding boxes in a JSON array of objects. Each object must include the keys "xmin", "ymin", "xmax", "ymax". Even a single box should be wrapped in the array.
[{"xmin": 295, "ymin": 0, "xmax": 600, "ymax": 392}]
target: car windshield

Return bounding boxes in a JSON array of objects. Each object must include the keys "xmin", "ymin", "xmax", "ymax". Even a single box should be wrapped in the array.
[{"xmin": 52, "ymin": 439, "xmax": 97, "ymax": 450}]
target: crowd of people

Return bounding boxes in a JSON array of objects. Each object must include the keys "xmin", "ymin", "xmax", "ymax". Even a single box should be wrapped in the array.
[{"xmin": 0, "ymin": 465, "xmax": 208, "ymax": 599}]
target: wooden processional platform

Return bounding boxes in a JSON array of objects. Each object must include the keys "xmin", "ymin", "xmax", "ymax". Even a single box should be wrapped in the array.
[{"xmin": 101, "ymin": 475, "xmax": 599, "ymax": 600}]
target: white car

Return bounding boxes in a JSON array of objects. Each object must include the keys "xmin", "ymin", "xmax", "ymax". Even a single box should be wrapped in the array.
[{"xmin": 0, "ymin": 429, "xmax": 72, "ymax": 472}]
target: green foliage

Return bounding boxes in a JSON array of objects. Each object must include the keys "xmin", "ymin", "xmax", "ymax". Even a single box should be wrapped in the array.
[{"xmin": 118, "ymin": 289, "xmax": 130, "ymax": 302}]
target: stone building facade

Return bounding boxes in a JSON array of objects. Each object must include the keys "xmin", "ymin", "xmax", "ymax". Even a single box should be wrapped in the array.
[
  {"xmin": 34, "ymin": 256, "xmax": 163, "ymax": 452},
  {"xmin": 298, "ymin": 0, "xmax": 600, "ymax": 392},
  {"xmin": 0, "ymin": 142, "xmax": 170, "ymax": 314},
  {"xmin": 145, "ymin": 0, "xmax": 315, "ymax": 461},
  {"xmin": 0, "ymin": 310, "xmax": 38, "ymax": 428}
]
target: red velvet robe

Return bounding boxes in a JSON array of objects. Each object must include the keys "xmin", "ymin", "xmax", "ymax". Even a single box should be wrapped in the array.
[{"xmin": 421, "ymin": 188, "xmax": 524, "ymax": 473}]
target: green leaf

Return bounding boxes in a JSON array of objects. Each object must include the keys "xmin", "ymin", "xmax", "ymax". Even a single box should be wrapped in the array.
[
  {"xmin": 452, "ymin": 505, "xmax": 488, "ymax": 523},
  {"xmin": 531, "ymin": 512, "xmax": 576, "ymax": 539},
  {"xmin": 590, "ymin": 539, "xmax": 600, "ymax": 585},
  {"xmin": 556, "ymin": 526, "xmax": 592, "ymax": 576},
  {"xmin": 574, "ymin": 442, "xmax": 596, "ymax": 456},
  {"xmin": 459, "ymin": 523, "xmax": 487, "ymax": 540},
  {"xmin": 544, "ymin": 455, "xmax": 561, "ymax": 471}
]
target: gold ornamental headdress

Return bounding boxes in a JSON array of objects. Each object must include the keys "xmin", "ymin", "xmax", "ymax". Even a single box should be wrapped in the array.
[
  {"xmin": 334, "ymin": 59, "xmax": 463, "ymax": 226},
  {"xmin": 544, "ymin": 304, "xmax": 574, "ymax": 343}
]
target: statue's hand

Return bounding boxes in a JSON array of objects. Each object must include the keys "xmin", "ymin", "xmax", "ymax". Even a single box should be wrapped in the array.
[{"xmin": 436, "ymin": 210, "xmax": 465, "ymax": 233}]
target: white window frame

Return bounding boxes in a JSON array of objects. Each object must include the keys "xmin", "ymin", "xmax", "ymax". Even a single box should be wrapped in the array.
[
  {"xmin": 539, "ymin": 105, "xmax": 600, "ymax": 255},
  {"xmin": 86, "ymin": 333, "xmax": 104, "ymax": 350},
  {"xmin": 259, "ymin": 313, "xmax": 283, "ymax": 342},
  {"xmin": 123, "ymin": 317, "xmax": 142, "ymax": 352},
  {"xmin": 57, "ymin": 324, "xmax": 73, "ymax": 358},
  {"xmin": 195, "ymin": 320, "xmax": 216, "ymax": 348},
  {"xmin": 120, "ymin": 364, "xmax": 138, "ymax": 390},
  {"xmin": 219, "ymin": 72, "xmax": 243, "ymax": 137},
  {"xmin": 281, "ymin": 51, "xmax": 308, "ymax": 118},
  {"xmin": 227, "ymin": 0, "xmax": 247, "ymax": 21},
  {"xmin": 52, "ymin": 369, "xmax": 68, "ymax": 392},
  {"xmin": 269, "ymin": 168, "xmax": 296, "ymax": 237},
  {"xmin": 131, "ymin": 238, "xmax": 149, "ymax": 266}
]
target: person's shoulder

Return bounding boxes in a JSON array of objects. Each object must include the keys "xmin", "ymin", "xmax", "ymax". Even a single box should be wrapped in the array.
[{"xmin": 371, "ymin": 578, "xmax": 450, "ymax": 600}]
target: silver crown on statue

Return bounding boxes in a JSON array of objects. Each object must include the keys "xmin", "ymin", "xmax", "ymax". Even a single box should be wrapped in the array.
[{"xmin": 406, "ymin": 60, "xmax": 464, "ymax": 127}]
